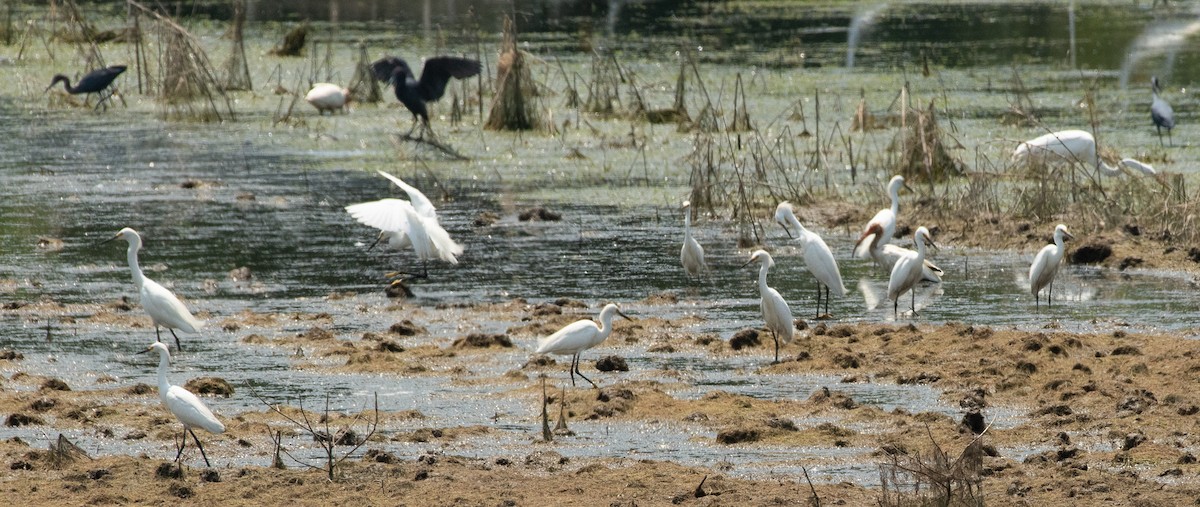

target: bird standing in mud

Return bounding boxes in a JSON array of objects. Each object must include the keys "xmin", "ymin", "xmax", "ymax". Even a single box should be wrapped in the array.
[
  {"xmin": 371, "ymin": 55, "xmax": 482, "ymax": 138},
  {"xmin": 680, "ymin": 200, "xmax": 707, "ymax": 280},
  {"xmin": 774, "ymin": 202, "xmax": 846, "ymax": 318},
  {"xmin": 103, "ymin": 228, "xmax": 204, "ymax": 351},
  {"xmin": 535, "ymin": 303, "xmax": 631, "ymax": 388},
  {"xmin": 46, "ymin": 64, "xmax": 126, "ymax": 110},
  {"xmin": 139, "ymin": 342, "xmax": 225, "ymax": 467},
  {"xmin": 745, "ymin": 250, "xmax": 795, "ymax": 364},
  {"xmin": 1029, "ymin": 224, "xmax": 1075, "ymax": 310},
  {"xmin": 305, "ymin": 83, "xmax": 351, "ymax": 114}
]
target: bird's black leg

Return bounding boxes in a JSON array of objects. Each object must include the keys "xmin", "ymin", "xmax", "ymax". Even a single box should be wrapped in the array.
[
  {"xmin": 772, "ymin": 331, "xmax": 780, "ymax": 364},
  {"xmin": 824, "ymin": 286, "xmax": 831, "ymax": 317},
  {"xmin": 574, "ymin": 354, "xmax": 598, "ymax": 389},
  {"xmin": 1048, "ymin": 280, "xmax": 1054, "ymax": 308},
  {"xmin": 1035, "ymin": 290, "xmax": 1041, "ymax": 312},
  {"xmin": 170, "ymin": 329, "xmax": 184, "ymax": 352},
  {"xmin": 893, "ymin": 298, "xmax": 899, "ymax": 319},
  {"xmin": 567, "ymin": 354, "xmax": 577, "ymax": 387},
  {"xmin": 155, "ymin": 325, "xmax": 163, "ymax": 343},
  {"xmin": 814, "ymin": 281, "xmax": 822, "ymax": 319},
  {"xmin": 174, "ymin": 427, "xmax": 188, "ymax": 462},
  {"xmin": 910, "ymin": 289, "xmax": 917, "ymax": 316},
  {"xmin": 190, "ymin": 428, "xmax": 212, "ymax": 467},
  {"xmin": 1158, "ymin": 127, "xmax": 1164, "ymax": 148}
]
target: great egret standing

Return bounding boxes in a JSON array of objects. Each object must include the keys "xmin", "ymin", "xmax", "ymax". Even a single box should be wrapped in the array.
[
  {"xmin": 371, "ymin": 55, "xmax": 482, "ymax": 138},
  {"xmin": 854, "ymin": 175, "xmax": 906, "ymax": 258},
  {"xmin": 1029, "ymin": 224, "xmax": 1075, "ymax": 310},
  {"xmin": 104, "ymin": 228, "xmax": 203, "ymax": 351},
  {"xmin": 680, "ymin": 200, "xmax": 707, "ymax": 280},
  {"xmin": 138, "ymin": 342, "xmax": 225, "ymax": 467},
  {"xmin": 535, "ymin": 303, "xmax": 630, "ymax": 388},
  {"xmin": 46, "ymin": 65, "xmax": 126, "ymax": 109},
  {"xmin": 774, "ymin": 202, "xmax": 846, "ymax": 317},
  {"xmin": 1012, "ymin": 130, "xmax": 1157, "ymax": 177},
  {"xmin": 745, "ymin": 250, "xmax": 795, "ymax": 363},
  {"xmin": 1151, "ymin": 76, "xmax": 1176, "ymax": 147},
  {"xmin": 887, "ymin": 227, "xmax": 936, "ymax": 318},
  {"xmin": 345, "ymin": 170, "xmax": 464, "ymax": 277},
  {"xmin": 305, "ymin": 83, "xmax": 351, "ymax": 114}
]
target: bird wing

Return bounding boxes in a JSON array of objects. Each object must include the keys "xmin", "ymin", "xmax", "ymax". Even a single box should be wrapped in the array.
[
  {"xmin": 165, "ymin": 385, "xmax": 226, "ymax": 434},
  {"xmin": 370, "ymin": 56, "xmax": 408, "ymax": 83},
  {"xmin": 417, "ymin": 56, "xmax": 482, "ymax": 102},
  {"xmin": 420, "ymin": 216, "xmax": 463, "ymax": 263},
  {"xmin": 1152, "ymin": 97, "xmax": 1175, "ymax": 128},
  {"xmin": 376, "ymin": 170, "xmax": 436, "ymax": 218},
  {"xmin": 536, "ymin": 319, "xmax": 600, "ymax": 355},
  {"xmin": 345, "ymin": 199, "xmax": 415, "ymax": 234},
  {"xmin": 1029, "ymin": 244, "xmax": 1059, "ymax": 294},
  {"xmin": 887, "ymin": 250, "xmax": 921, "ymax": 300},
  {"xmin": 140, "ymin": 279, "xmax": 202, "ymax": 332},
  {"xmin": 802, "ymin": 232, "xmax": 847, "ymax": 296},
  {"xmin": 75, "ymin": 65, "xmax": 127, "ymax": 93},
  {"xmin": 761, "ymin": 287, "xmax": 795, "ymax": 344},
  {"xmin": 681, "ymin": 237, "xmax": 706, "ymax": 275}
]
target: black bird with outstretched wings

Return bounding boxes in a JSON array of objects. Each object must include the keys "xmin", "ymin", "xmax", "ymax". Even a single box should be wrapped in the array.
[{"xmin": 371, "ymin": 56, "xmax": 481, "ymax": 137}]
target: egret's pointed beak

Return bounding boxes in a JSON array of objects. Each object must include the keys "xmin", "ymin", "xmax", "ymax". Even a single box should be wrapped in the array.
[
  {"xmin": 1063, "ymin": 230, "xmax": 1076, "ymax": 241},
  {"xmin": 903, "ymin": 181, "xmax": 916, "ymax": 193},
  {"xmin": 135, "ymin": 346, "xmax": 152, "ymax": 355},
  {"xmin": 776, "ymin": 220, "xmax": 794, "ymax": 239},
  {"xmin": 99, "ymin": 232, "xmax": 120, "ymax": 246},
  {"xmin": 367, "ymin": 231, "xmax": 386, "ymax": 251},
  {"xmin": 615, "ymin": 308, "xmax": 634, "ymax": 321}
]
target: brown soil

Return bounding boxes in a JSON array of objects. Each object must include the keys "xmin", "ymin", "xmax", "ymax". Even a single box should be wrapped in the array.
[{"xmin": 3, "ymin": 295, "xmax": 1200, "ymax": 506}]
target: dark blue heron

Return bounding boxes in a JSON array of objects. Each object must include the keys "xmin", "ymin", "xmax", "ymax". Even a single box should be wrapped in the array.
[
  {"xmin": 1151, "ymin": 76, "xmax": 1175, "ymax": 147},
  {"xmin": 46, "ymin": 65, "xmax": 127, "ymax": 110},
  {"xmin": 371, "ymin": 56, "xmax": 481, "ymax": 138}
]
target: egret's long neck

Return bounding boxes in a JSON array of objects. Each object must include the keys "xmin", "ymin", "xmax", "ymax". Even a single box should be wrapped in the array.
[
  {"xmin": 786, "ymin": 214, "xmax": 806, "ymax": 237},
  {"xmin": 914, "ymin": 236, "xmax": 927, "ymax": 260},
  {"xmin": 126, "ymin": 241, "xmax": 146, "ymax": 289},
  {"xmin": 1053, "ymin": 231, "xmax": 1065, "ymax": 251},
  {"xmin": 888, "ymin": 185, "xmax": 901, "ymax": 215},
  {"xmin": 757, "ymin": 263, "xmax": 771, "ymax": 294},
  {"xmin": 597, "ymin": 311, "xmax": 614, "ymax": 339},
  {"xmin": 156, "ymin": 351, "xmax": 171, "ymax": 393},
  {"xmin": 684, "ymin": 209, "xmax": 692, "ymax": 237}
]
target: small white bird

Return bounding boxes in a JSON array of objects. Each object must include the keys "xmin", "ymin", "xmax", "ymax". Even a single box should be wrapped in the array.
[
  {"xmin": 774, "ymin": 202, "xmax": 846, "ymax": 318},
  {"xmin": 854, "ymin": 175, "xmax": 906, "ymax": 258},
  {"xmin": 871, "ymin": 242, "xmax": 944, "ymax": 283},
  {"xmin": 680, "ymin": 200, "xmax": 707, "ymax": 280},
  {"xmin": 139, "ymin": 342, "xmax": 225, "ymax": 467},
  {"xmin": 104, "ymin": 228, "xmax": 203, "ymax": 351},
  {"xmin": 1029, "ymin": 224, "xmax": 1075, "ymax": 310},
  {"xmin": 305, "ymin": 83, "xmax": 351, "ymax": 115},
  {"xmin": 744, "ymin": 250, "xmax": 795, "ymax": 364},
  {"xmin": 1012, "ymin": 130, "xmax": 1157, "ymax": 177},
  {"xmin": 535, "ymin": 303, "xmax": 630, "ymax": 388},
  {"xmin": 345, "ymin": 170, "xmax": 463, "ymax": 277},
  {"xmin": 887, "ymin": 226, "xmax": 936, "ymax": 318}
]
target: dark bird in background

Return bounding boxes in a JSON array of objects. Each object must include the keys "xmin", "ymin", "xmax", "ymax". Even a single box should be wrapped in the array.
[
  {"xmin": 371, "ymin": 56, "xmax": 481, "ymax": 138},
  {"xmin": 46, "ymin": 65, "xmax": 127, "ymax": 110},
  {"xmin": 1151, "ymin": 76, "xmax": 1175, "ymax": 147}
]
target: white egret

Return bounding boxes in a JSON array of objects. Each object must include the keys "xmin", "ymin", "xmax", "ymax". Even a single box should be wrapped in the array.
[
  {"xmin": 680, "ymin": 200, "xmax": 707, "ymax": 280},
  {"xmin": 104, "ymin": 228, "xmax": 203, "ymax": 351},
  {"xmin": 345, "ymin": 170, "xmax": 463, "ymax": 277},
  {"xmin": 744, "ymin": 250, "xmax": 795, "ymax": 363},
  {"xmin": 854, "ymin": 175, "xmax": 906, "ymax": 258},
  {"xmin": 774, "ymin": 202, "xmax": 847, "ymax": 317},
  {"xmin": 139, "ymin": 342, "xmax": 225, "ymax": 467},
  {"xmin": 1029, "ymin": 224, "xmax": 1075, "ymax": 310},
  {"xmin": 860, "ymin": 223, "xmax": 944, "ymax": 283},
  {"xmin": 1012, "ymin": 130, "xmax": 1157, "ymax": 177},
  {"xmin": 887, "ymin": 226, "xmax": 936, "ymax": 318},
  {"xmin": 305, "ymin": 83, "xmax": 351, "ymax": 115},
  {"xmin": 1151, "ymin": 76, "xmax": 1175, "ymax": 147},
  {"xmin": 535, "ymin": 303, "xmax": 630, "ymax": 388}
]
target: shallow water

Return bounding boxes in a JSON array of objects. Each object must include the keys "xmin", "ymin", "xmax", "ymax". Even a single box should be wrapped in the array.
[{"xmin": 3, "ymin": 0, "xmax": 1200, "ymax": 486}]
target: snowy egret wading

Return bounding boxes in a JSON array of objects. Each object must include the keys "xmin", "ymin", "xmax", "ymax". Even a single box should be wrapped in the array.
[
  {"xmin": 104, "ymin": 228, "xmax": 203, "ymax": 351},
  {"xmin": 745, "ymin": 250, "xmax": 795, "ymax": 363},
  {"xmin": 680, "ymin": 200, "xmax": 707, "ymax": 280},
  {"xmin": 138, "ymin": 342, "xmax": 225, "ymax": 467},
  {"xmin": 1030, "ymin": 224, "xmax": 1075, "ymax": 310},
  {"xmin": 536, "ymin": 303, "xmax": 631, "ymax": 388},
  {"xmin": 887, "ymin": 227, "xmax": 936, "ymax": 319}
]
